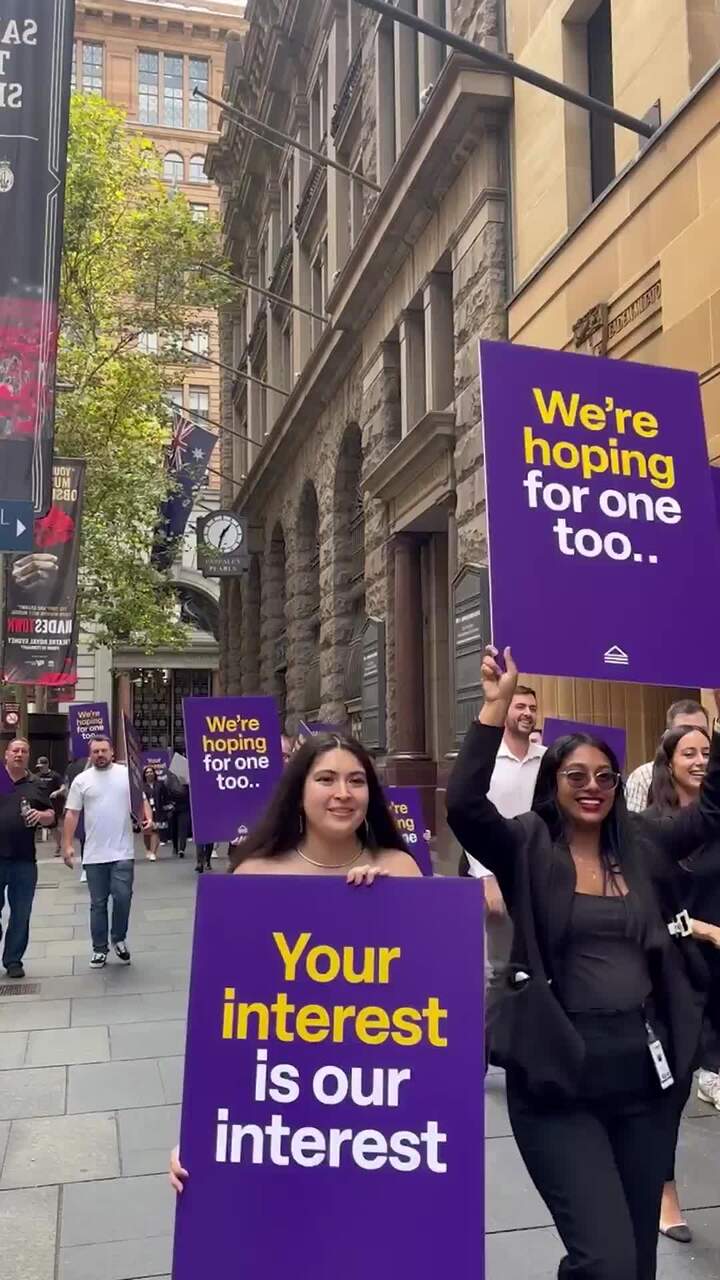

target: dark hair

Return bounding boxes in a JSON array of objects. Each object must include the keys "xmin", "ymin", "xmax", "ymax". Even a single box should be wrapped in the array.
[
  {"xmin": 513, "ymin": 685, "xmax": 537, "ymax": 701},
  {"xmin": 89, "ymin": 735, "xmax": 112, "ymax": 748},
  {"xmin": 142, "ymin": 766, "xmax": 157, "ymax": 783},
  {"xmin": 231, "ymin": 734, "xmax": 406, "ymax": 867},
  {"xmin": 666, "ymin": 699, "xmax": 707, "ymax": 729},
  {"xmin": 532, "ymin": 733, "xmax": 638, "ymax": 895},
  {"xmin": 648, "ymin": 725, "xmax": 711, "ymax": 812}
]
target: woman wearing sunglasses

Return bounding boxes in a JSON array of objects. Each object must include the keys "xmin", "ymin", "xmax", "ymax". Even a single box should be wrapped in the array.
[{"xmin": 447, "ymin": 647, "xmax": 720, "ymax": 1280}]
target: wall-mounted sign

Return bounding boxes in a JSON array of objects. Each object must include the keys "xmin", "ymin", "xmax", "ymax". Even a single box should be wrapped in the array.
[
  {"xmin": 451, "ymin": 565, "xmax": 490, "ymax": 750},
  {"xmin": 196, "ymin": 511, "xmax": 249, "ymax": 578},
  {"xmin": 361, "ymin": 616, "xmax": 386, "ymax": 753}
]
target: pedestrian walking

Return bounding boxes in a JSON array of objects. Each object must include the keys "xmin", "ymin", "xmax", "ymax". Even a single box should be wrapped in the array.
[
  {"xmin": 33, "ymin": 755, "xmax": 63, "ymax": 856},
  {"xmin": 62, "ymin": 735, "xmax": 151, "ymax": 969},
  {"xmin": 166, "ymin": 769, "xmax": 190, "ymax": 858},
  {"xmin": 195, "ymin": 841, "xmax": 214, "ymax": 873},
  {"xmin": 447, "ymin": 647, "xmax": 720, "ymax": 1280},
  {"xmin": 142, "ymin": 765, "xmax": 170, "ymax": 862},
  {"xmin": 170, "ymin": 732, "xmax": 421, "ymax": 1192},
  {"xmin": 625, "ymin": 698, "xmax": 709, "ymax": 812},
  {"xmin": 646, "ymin": 726, "xmax": 720, "ymax": 1243},
  {"xmin": 0, "ymin": 738, "xmax": 56, "ymax": 978}
]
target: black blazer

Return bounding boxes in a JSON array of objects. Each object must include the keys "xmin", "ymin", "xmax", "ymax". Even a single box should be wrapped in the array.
[{"xmin": 446, "ymin": 722, "xmax": 720, "ymax": 1089}]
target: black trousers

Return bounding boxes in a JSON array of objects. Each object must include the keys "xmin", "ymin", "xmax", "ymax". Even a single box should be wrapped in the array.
[
  {"xmin": 507, "ymin": 1012, "xmax": 682, "ymax": 1280},
  {"xmin": 171, "ymin": 809, "xmax": 189, "ymax": 854}
]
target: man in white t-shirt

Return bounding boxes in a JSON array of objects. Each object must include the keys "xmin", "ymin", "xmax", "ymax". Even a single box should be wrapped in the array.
[{"xmin": 63, "ymin": 736, "xmax": 151, "ymax": 969}]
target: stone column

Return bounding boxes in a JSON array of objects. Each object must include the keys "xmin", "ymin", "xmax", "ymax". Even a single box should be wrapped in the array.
[
  {"xmin": 327, "ymin": 9, "xmax": 350, "ymax": 284},
  {"xmin": 392, "ymin": 533, "xmax": 425, "ymax": 755},
  {"xmin": 423, "ymin": 272, "xmax": 454, "ymax": 411},
  {"xmin": 375, "ymin": 20, "xmax": 396, "ymax": 184},
  {"xmin": 418, "ymin": 0, "xmax": 443, "ymax": 98},
  {"xmin": 398, "ymin": 309, "xmax": 426, "ymax": 436},
  {"xmin": 394, "ymin": 0, "xmax": 418, "ymax": 154},
  {"xmin": 291, "ymin": 99, "xmax": 312, "ymax": 371}
]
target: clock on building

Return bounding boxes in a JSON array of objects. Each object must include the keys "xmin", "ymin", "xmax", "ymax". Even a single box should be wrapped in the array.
[{"xmin": 196, "ymin": 511, "xmax": 249, "ymax": 577}]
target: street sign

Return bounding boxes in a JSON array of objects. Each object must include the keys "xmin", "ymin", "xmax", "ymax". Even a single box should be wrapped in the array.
[
  {"xmin": 0, "ymin": 501, "xmax": 33, "ymax": 551},
  {"xmin": 196, "ymin": 511, "xmax": 249, "ymax": 577}
]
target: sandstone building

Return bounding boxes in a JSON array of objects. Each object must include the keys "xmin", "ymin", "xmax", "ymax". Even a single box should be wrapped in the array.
[{"xmin": 210, "ymin": 0, "xmax": 720, "ymax": 847}]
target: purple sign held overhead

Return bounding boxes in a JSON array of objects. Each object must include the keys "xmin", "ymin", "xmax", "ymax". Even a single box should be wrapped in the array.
[
  {"xmin": 68, "ymin": 702, "xmax": 110, "ymax": 759},
  {"xmin": 172, "ymin": 875, "xmax": 484, "ymax": 1280},
  {"xmin": 184, "ymin": 696, "xmax": 284, "ymax": 844},
  {"xmin": 385, "ymin": 786, "xmax": 433, "ymax": 875},
  {"xmin": 542, "ymin": 717, "xmax": 627, "ymax": 771},
  {"xmin": 479, "ymin": 341, "xmax": 720, "ymax": 687},
  {"xmin": 141, "ymin": 749, "xmax": 171, "ymax": 777}
]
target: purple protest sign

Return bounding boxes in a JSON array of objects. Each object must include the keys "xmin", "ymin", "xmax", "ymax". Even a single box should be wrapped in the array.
[
  {"xmin": 183, "ymin": 696, "xmax": 284, "ymax": 843},
  {"xmin": 385, "ymin": 786, "xmax": 433, "ymax": 875},
  {"xmin": 479, "ymin": 340, "xmax": 720, "ymax": 687},
  {"xmin": 68, "ymin": 702, "xmax": 110, "ymax": 759},
  {"xmin": 0, "ymin": 767, "xmax": 14, "ymax": 796},
  {"xmin": 172, "ymin": 875, "xmax": 484, "ymax": 1279},
  {"xmin": 297, "ymin": 719, "xmax": 344, "ymax": 737},
  {"xmin": 141, "ymin": 749, "xmax": 171, "ymax": 776},
  {"xmin": 123, "ymin": 715, "xmax": 146, "ymax": 826},
  {"xmin": 542, "ymin": 717, "xmax": 627, "ymax": 771}
]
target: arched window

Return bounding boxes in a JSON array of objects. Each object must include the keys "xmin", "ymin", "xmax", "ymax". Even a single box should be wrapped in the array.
[
  {"xmin": 189, "ymin": 153, "xmax": 208, "ymax": 183},
  {"xmin": 163, "ymin": 151, "xmax": 184, "ymax": 184}
]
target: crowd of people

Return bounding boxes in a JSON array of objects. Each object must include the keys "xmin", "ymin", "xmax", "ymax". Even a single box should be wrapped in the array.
[{"xmin": 3, "ymin": 662, "xmax": 720, "ymax": 1279}]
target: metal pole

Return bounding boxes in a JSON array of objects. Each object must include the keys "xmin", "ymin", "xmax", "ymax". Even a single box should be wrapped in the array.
[
  {"xmin": 351, "ymin": 0, "xmax": 655, "ymax": 139},
  {"xmin": 167, "ymin": 398, "xmax": 262, "ymax": 452},
  {"xmin": 177, "ymin": 348, "xmax": 290, "ymax": 398},
  {"xmin": 194, "ymin": 88, "xmax": 382, "ymax": 190},
  {"xmin": 198, "ymin": 262, "xmax": 328, "ymax": 325}
]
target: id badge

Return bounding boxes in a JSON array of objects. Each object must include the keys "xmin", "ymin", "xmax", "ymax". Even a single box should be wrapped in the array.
[{"xmin": 646, "ymin": 1023, "xmax": 674, "ymax": 1090}]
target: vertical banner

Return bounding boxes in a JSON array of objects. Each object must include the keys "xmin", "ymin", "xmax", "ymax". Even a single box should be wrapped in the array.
[
  {"xmin": 68, "ymin": 701, "xmax": 110, "ymax": 759},
  {"xmin": 123, "ymin": 714, "xmax": 146, "ymax": 825},
  {"xmin": 542, "ymin": 717, "xmax": 627, "ymax": 771},
  {"xmin": 2, "ymin": 458, "xmax": 85, "ymax": 685},
  {"xmin": 479, "ymin": 340, "xmax": 720, "ymax": 686},
  {"xmin": 385, "ymin": 786, "xmax": 433, "ymax": 875},
  {"xmin": 183, "ymin": 696, "xmax": 284, "ymax": 843},
  {"xmin": 0, "ymin": 1, "xmax": 76, "ymax": 515},
  {"xmin": 173, "ymin": 875, "xmax": 485, "ymax": 1279}
]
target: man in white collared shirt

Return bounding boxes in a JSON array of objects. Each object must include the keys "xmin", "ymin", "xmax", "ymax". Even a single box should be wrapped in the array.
[{"xmin": 463, "ymin": 685, "xmax": 546, "ymax": 977}]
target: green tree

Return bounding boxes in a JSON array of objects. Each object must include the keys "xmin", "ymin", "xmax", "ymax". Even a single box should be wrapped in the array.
[{"xmin": 56, "ymin": 93, "xmax": 231, "ymax": 651}]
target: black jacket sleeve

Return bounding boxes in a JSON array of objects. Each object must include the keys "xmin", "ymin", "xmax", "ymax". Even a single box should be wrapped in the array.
[
  {"xmin": 639, "ymin": 729, "xmax": 720, "ymax": 863},
  {"xmin": 446, "ymin": 721, "xmax": 522, "ymax": 899}
]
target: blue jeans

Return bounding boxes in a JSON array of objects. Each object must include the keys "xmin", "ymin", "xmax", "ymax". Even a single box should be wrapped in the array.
[
  {"xmin": 0, "ymin": 859, "xmax": 37, "ymax": 967},
  {"xmin": 85, "ymin": 861, "xmax": 134, "ymax": 952}
]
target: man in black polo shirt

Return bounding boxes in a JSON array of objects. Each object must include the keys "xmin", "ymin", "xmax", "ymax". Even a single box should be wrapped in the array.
[{"xmin": 0, "ymin": 738, "xmax": 55, "ymax": 978}]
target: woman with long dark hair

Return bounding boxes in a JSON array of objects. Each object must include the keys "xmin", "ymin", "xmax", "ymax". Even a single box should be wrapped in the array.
[
  {"xmin": 647, "ymin": 725, "xmax": 720, "ymax": 1242},
  {"xmin": 170, "ymin": 732, "xmax": 421, "ymax": 1191},
  {"xmin": 141, "ymin": 766, "xmax": 168, "ymax": 862},
  {"xmin": 447, "ymin": 647, "xmax": 720, "ymax": 1280}
]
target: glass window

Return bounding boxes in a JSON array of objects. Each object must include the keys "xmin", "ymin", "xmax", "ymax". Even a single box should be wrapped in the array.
[
  {"xmin": 189, "ymin": 153, "xmax": 208, "ymax": 183},
  {"xmin": 189, "ymin": 58, "xmax": 209, "ymax": 129},
  {"xmin": 187, "ymin": 327, "xmax": 209, "ymax": 360},
  {"xmin": 82, "ymin": 43, "xmax": 103, "ymax": 95},
  {"xmin": 166, "ymin": 386, "xmax": 183, "ymax": 408},
  {"xmin": 163, "ymin": 151, "xmax": 184, "ymax": 183},
  {"xmin": 138, "ymin": 331, "xmax": 159, "ymax": 355},
  {"xmin": 163, "ymin": 54, "xmax": 184, "ymax": 127},
  {"xmin": 190, "ymin": 203, "xmax": 209, "ymax": 222},
  {"xmin": 138, "ymin": 51, "xmax": 159, "ymax": 124},
  {"xmin": 187, "ymin": 386, "xmax": 210, "ymax": 420}
]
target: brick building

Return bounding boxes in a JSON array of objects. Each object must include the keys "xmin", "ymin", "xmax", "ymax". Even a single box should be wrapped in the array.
[{"xmin": 210, "ymin": 0, "xmax": 720, "ymax": 851}]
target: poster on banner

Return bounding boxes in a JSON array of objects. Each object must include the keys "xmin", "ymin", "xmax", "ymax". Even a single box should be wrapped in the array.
[
  {"xmin": 385, "ymin": 786, "xmax": 433, "ymax": 875},
  {"xmin": 0, "ymin": 1, "xmax": 75, "ymax": 515},
  {"xmin": 172, "ymin": 875, "xmax": 485, "ymax": 1280},
  {"xmin": 2, "ymin": 459, "xmax": 85, "ymax": 685},
  {"xmin": 68, "ymin": 702, "xmax": 110, "ymax": 760},
  {"xmin": 542, "ymin": 717, "xmax": 627, "ymax": 771},
  {"xmin": 183, "ymin": 696, "xmax": 284, "ymax": 843},
  {"xmin": 141, "ymin": 749, "xmax": 171, "ymax": 777},
  {"xmin": 297, "ymin": 719, "xmax": 344, "ymax": 739},
  {"xmin": 123, "ymin": 715, "xmax": 146, "ymax": 825},
  {"xmin": 479, "ymin": 341, "xmax": 720, "ymax": 687}
]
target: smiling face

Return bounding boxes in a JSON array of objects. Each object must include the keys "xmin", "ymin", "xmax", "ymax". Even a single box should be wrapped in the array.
[
  {"xmin": 506, "ymin": 691, "xmax": 538, "ymax": 739},
  {"xmin": 555, "ymin": 744, "xmax": 619, "ymax": 829},
  {"xmin": 301, "ymin": 747, "xmax": 369, "ymax": 842},
  {"xmin": 670, "ymin": 729, "xmax": 709, "ymax": 798}
]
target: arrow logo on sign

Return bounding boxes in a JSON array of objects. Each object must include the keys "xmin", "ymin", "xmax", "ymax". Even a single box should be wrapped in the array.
[{"xmin": 16, "ymin": 519, "xmax": 25, "ymax": 537}]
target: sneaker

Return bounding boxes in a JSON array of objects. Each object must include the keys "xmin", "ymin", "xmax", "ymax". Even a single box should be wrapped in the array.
[
  {"xmin": 210, "ymin": 850, "xmax": 218, "ymax": 859},
  {"xmin": 89, "ymin": 951, "xmax": 107, "ymax": 969},
  {"xmin": 114, "ymin": 942, "xmax": 131, "ymax": 964},
  {"xmin": 145, "ymin": 853, "xmax": 157, "ymax": 862},
  {"xmin": 5, "ymin": 962, "xmax": 25, "ymax": 979},
  {"xmin": 697, "ymin": 1069, "xmax": 720, "ymax": 1109},
  {"xmin": 80, "ymin": 870, "xmax": 87, "ymax": 883}
]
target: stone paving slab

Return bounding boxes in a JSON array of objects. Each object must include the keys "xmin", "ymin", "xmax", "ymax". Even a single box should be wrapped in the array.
[
  {"xmin": 60, "ymin": 1173, "xmax": 174, "ymax": 1246},
  {"xmin": 1, "ymin": 1111, "xmax": 119, "ymax": 1188},
  {"xmin": 0, "ymin": 1066, "xmax": 66, "ymax": 1120},
  {"xmin": 117, "ymin": 1104, "xmax": 181, "ymax": 1176},
  {"xmin": 157, "ymin": 1055, "xmax": 183, "ymax": 1104},
  {"xmin": 109, "ymin": 1019, "xmax": 186, "ymax": 1061},
  {"xmin": 0, "ymin": 1119, "xmax": 9, "ymax": 1171},
  {"xmin": 58, "ymin": 1234, "xmax": 173, "ymax": 1280},
  {"xmin": 0, "ymin": 999, "xmax": 70, "ymax": 1031},
  {"xmin": 68, "ymin": 1059, "xmax": 166, "ymax": 1113},
  {"xmin": 0, "ymin": 1031, "xmax": 28, "ymax": 1068},
  {"xmin": 71, "ymin": 990, "xmax": 188, "ymax": 1026},
  {"xmin": 25, "ymin": 1025, "xmax": 110, "ymax": 1067},
  {"xmin": 0, "ymin": 1185, "xmax": 59, "ymax": 1280}
]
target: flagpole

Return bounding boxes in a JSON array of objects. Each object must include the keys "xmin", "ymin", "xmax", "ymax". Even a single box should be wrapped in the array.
[
  {"xmin": 196, "ymin": 263, "xmax": 328, "ymax": 324},
  {"xmin": 178, "ymin": 348, "xmax": 289, "ymax": 397}
]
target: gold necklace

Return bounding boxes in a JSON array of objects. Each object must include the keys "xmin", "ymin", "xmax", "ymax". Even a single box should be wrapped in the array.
[{"xmin": 295, "ymin": 845, "xmax": 364, "ymax": 870}]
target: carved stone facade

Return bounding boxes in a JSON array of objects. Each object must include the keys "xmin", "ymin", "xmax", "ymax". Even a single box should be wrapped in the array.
[{"xmin": 208, "ymin": 0, "xmax": 512, "ymax": 848}]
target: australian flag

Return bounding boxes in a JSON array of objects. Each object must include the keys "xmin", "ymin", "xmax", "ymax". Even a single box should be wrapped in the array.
[{"xmin": 151, "ymin": 409, "xmax": 216, "ymax": 570}]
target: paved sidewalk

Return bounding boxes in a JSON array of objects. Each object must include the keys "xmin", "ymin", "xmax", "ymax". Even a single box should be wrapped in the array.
[{"xmin": 2, "ymin": 844, "xmax": 720, "ymax": 1278}]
